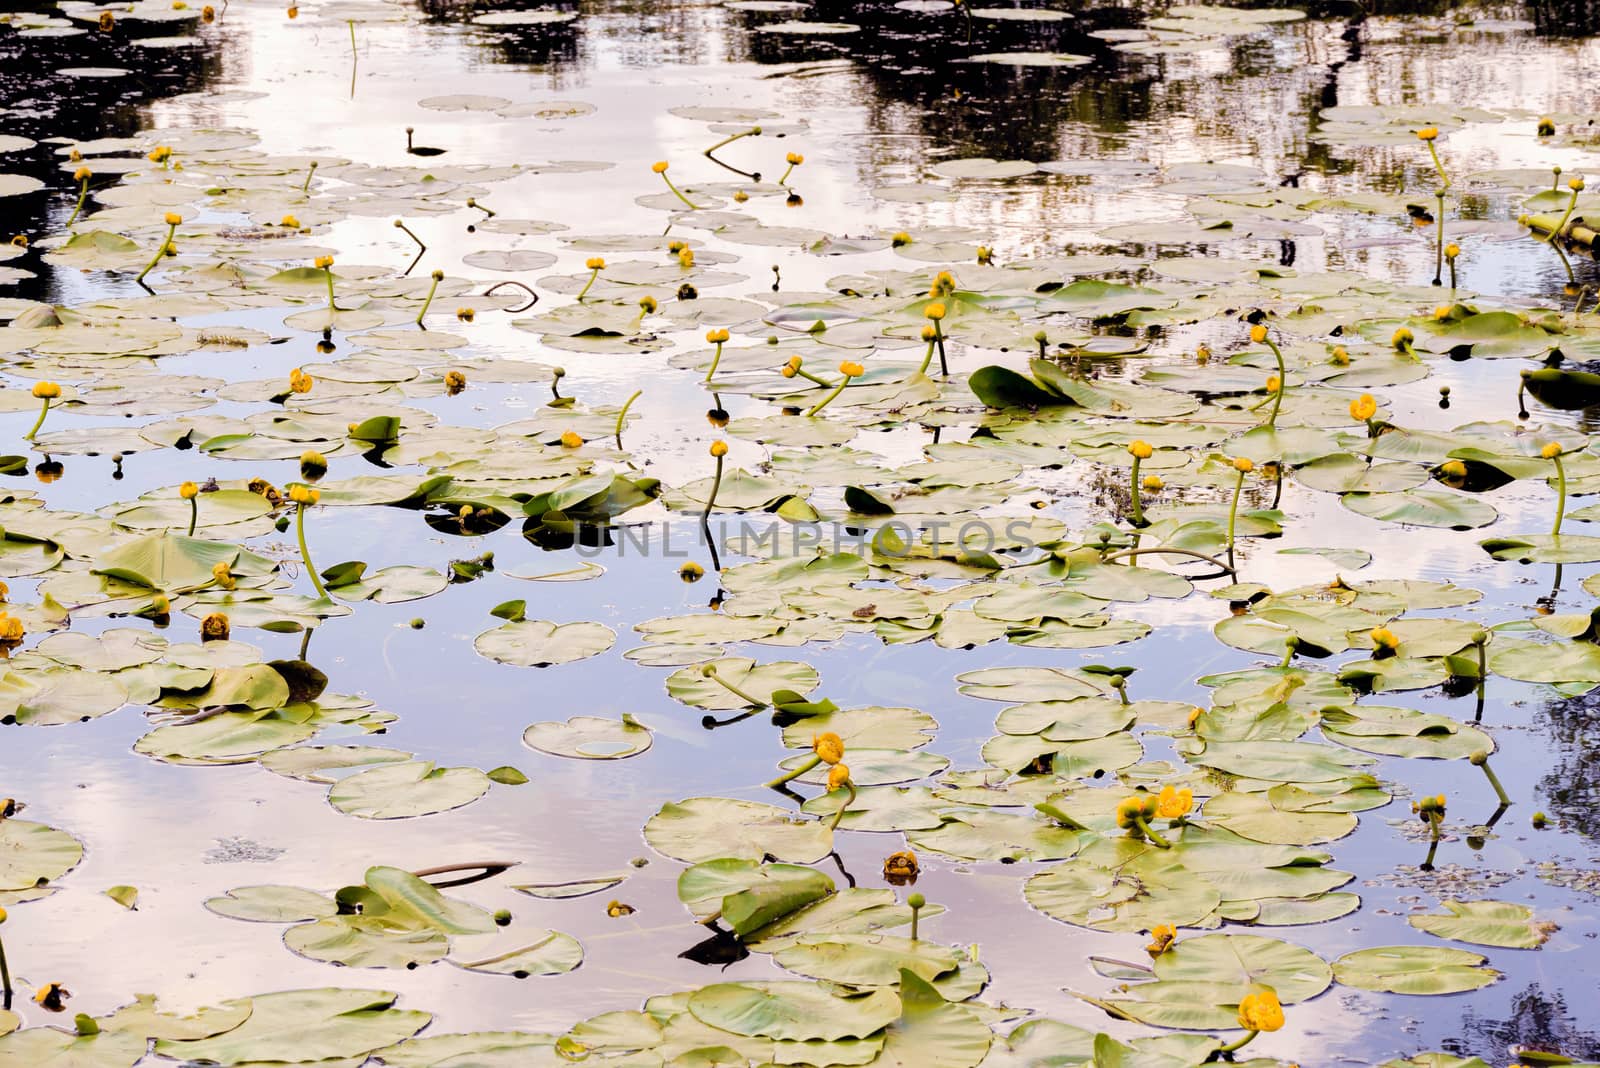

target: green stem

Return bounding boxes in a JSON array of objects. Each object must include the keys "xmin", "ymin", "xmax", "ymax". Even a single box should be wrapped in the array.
[
  {"xmin": 395, "ymin": 219, "xmax": 425, "ymax": 256},
  {"xmin": 65, "ymin": 177, "xmax": 89, "ymax": 227},
  {"xmin": 779, "ymin": 162, "xmax": 797, "ymax": 185},
  {"xmin": 1448, "ymin": 258, "xmax": 1457, "ymax": 290},
  {"xmin": 917, "ymin": 339, "xmax": 937, "ymax": 376},
  {"xmin": 415, "ymin": 274, "xmax": 440, "ymax": 326},
  {"xmin": 829, "ymin": 780, "xmax": 856, "ymax": 832},
  {"xmin": 296, "ymin": 502, "xmax": 329, "ymax": 599},
  {"xmin": 908, "ymin": 903, "xmax": 921, "ymax": 941},
  {"xmin": 302, "ymin": 160, "xmax": 317, "ymax": 194},
  {"xmin": 1553, "ymin": 454, "xmax": 1567, "ymax": 537},
  {"xmin": 1428, "ymin": 813, "xmax": 1443, "ymax": 843},
  {"xmin": 614, "ymin": 390, "xmax": 641, "ymax": 447},
  {"xmin": 701, "ymin": 454, "xmax": 724, "ymax": 522},
  {"xmin": 1217, "ymin": 1030, "xmax": 1259, "ymax": 1055},
  {"xmin": 134, "ymin": 221, "xmax": 177, "ymax": 284},
  {"xmin": 575, "ymin": 267, "xmax": 600, "ymax": 302},
  {"xmin": 1134, "ymin": 814, "xmax": 1171, "ymax": 849},
  {"xmin": 1421, "ymin": 836, "xmax": 1440, "ymax": 869},
  {"xmin": 1427, "ymin": 141, "xmax": 1450, "ymax": 189},
  {"xmin": 1100, "ymin": 547, "xmax": 1235, "ymax": 574},
  {"xmin": 932, "ymin": 320, "xmax": 948, "ymax": 376},
  {"xmin": 703, "ymin": 341, "xmax": 724, "ymax": 383},
  {"xmin": 187, "ymin": 496, "xmax": 197, "ymax": 537},
  {"xmin": 1478, "ymin": 760, "xmax": 1511, "ymax": 807},
  {"xmin": 705, "ymin": 126, "xmax": 759, "ymax": 156},
  {"xmin": 1226, "ymin": 468, "xmax": 1246, "ymax": 572},
  {"xmin": 806, "ymin": 376, "xmax": 850, "ymax": 417},
  {"xmin": 1546, "ymin": 187, "xmax": 1581, "ymax": 246},
  {"xmin": 1434, "ymin": 193, "xmax": 1446, "ymax": 285},
  {"xmin": 23, "ymin": 398, "xmax": 50, "ymax": 442},
  {"xmin": 702, "ymin": 663, "xmax": 767, "ymax": 709},
  {"xmin": 324, "ymin": 268, "xmax": 339, "ymax": 311},
  {"xmin": 659, "ymin": 172, "xmax": 699, "ymax": 210},
  {"xmin": 0, "ymin": 935, "xmax": 10, "ymax": 1008},
  {"xmin": 765, "ymin": 753, "xmax": 820, "ymax": 789},
  {"xmin": 1129, "ymin": 456, "xmax": 1144, "ymax": 526},
  {"xmin": 794, "ymin": 367, "xmax": 834, "ymax": 387},
  {"xmin": 1263, "ymin": 339, "xmax": 1286, "ymax": 428}
]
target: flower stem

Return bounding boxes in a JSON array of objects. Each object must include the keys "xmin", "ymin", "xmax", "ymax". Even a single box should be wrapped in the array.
[
  {"xmin": 908, "ymin": 900, "xmax": 922, "ymax": 941},
  {"xmin": 324, "ymin": 267, "xmax": 339, "ymax": 311},
  {"xmin": 917, "ymin": 339, "xmax": 937, "ymax": 376},
  {"xmin": 779, "ymin": 161, "xmax": 797, "ymax": 185},
  {"xmin": 1544, "ymin": 187, "xmax": 1580, "ymax": 246},
  {"xmin": 702, "ymin": 663, "xmax": 767, "ymax": 709},
  {"xmin": 829, "ymin": 780, "xmax": 856, "ymax": 832},
  {"xmin": 1263, "ymin": 338, "xmax": 1286, "ymax": 428},
  {"xmin": 187, "ymin": 496, "xmax": 197, "ymax": 537},
  {"xmin": 1129, "ymin": 455, "xmax": 1144, "ymax": 526},
  {"xmin": 705, "ymin": 126, "xmax": 759, "ymax": 156},
  {"xmin": 932, "ymin": 320, "xmax": 948, "ymax": 376},
  {"xmin": 302, "ymin": 159, "xmax": 317, "ymax": 194},
  {"xmin": 1552, "ymin": 454, "xmax": 1567, "ymax": 537},
  {"xmin": 575, "ymin": 267, "xmax": 600, "ymax": 302},
  {"xmin": 614, "ymin": 389, "xmax": 641, "ymax": 448},
  {"xmin": 23, "ymin": 397, "xmax": 50, "ymax": 442},
  {"xmin": 415, "ymin": 274, "xmax": 440, "ymax": 326},
  {"xmin": 765, "ymin": 753, "xmax": 820, "ymax": 789},
  {"xmin": 704, "ymin": 341, "xmax": 724, "ymax": 382},
  {"xmin": 701, "ymin": 453, "xmax": 724, "ymax": 521},
  {"xmin": 806, "ymin": 377, "xmax": 850, "ymax": 417},
  {"xmin": 1217, "ymin": 1030, "xmax": 1259, "ymax": 1055},
  {"xmin": 659, "ymin": 172, "xmax": 699, "ymax": 210},
  {"xmin": 1134, "ymin": 815, "xmax": 1172, "ymax": 849},
  {"xmin": 1478, "ymin": 759, "xmax": 1511, "ymax": 806},
  {"xmin": 1433, "ymin": 192, "xmax": 1446, "ymax": 286},
  {"xmin": 66, "ymin": 176, "xmax": 90, "ymax": 227},
  {"xmin": 0, "ymin": 934, "xmax": 10, "ymax": 1008},
  {"xmin": 1226, "ymin": 468, "xmax": 1246, "ymax": 572},
  {"xmin": 296, "ymin": 502, "xmax": 329, "ymax": 599},
  {"xmin": 1427, "ymin": 141, "xmax": 1450, "ymax": 189},
  {"xmin": 793, "ymin": 367, "xmax": 834, "ymax": 387},
  {"xmin": 135, "ymin": 221, "xmax": 177, "ymax": 285}
]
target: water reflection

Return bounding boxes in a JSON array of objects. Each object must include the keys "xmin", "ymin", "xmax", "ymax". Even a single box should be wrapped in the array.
[
  {"xmin": 1536, "ymin": 685, "xmax": 1600, "ymax": 838},
  {"xmin": 1450, "ymin": 984, "xmax": 1600, "ymax": 1063}
]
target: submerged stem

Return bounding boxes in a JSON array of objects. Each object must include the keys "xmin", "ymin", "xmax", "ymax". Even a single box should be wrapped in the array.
[
  {"xmin": 701, "ymin": 453, "xmax": 724, "ymax": 522},
  {"xmin": 614, "ymin": 389, "xmax": 642, "ymax": 448}
]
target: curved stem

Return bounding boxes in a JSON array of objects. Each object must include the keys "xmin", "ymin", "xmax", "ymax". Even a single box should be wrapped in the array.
[
  {"xmin": 614, "ymin": 390, "xmax": 642, "ymax": 447},
  {"xmin": 1134, "ymin": 814, "xmax": 1171, "ymax": 849},
  {"xmin": 135, "ymin": 221, "xmax": 177, "ymax": 285},
  {"xmin": 66, "ymin": 177, "xmax": 89, "ymax": 227},
  {"xmin": 1543, "ymin": 188, "xmax": 1580, "ymax": 246},
  {"xmin": 415, "ymin": 274, "xmax": 440, "ymax": 326},
  {"xmin": 324, "ymin": 268, "xmax": 339, "ymax": 311},
  {"xmin": 575, "ymin": 267, "xmax": 600, "ymax": 302},
  {"xmin": 296, "ymin": 502, "xmax": 329, "ymax": 599},
  {"xmin": 829, "ymin": 780, "xmax": 856, "ymax": 832},
  {"xmin": 917, "ymin": 339, "xmax": 936, "ymax": 376},
  {"xmin": 1217, "ymin": 1030, "xmax": 1259, "ymax": 1055},
  {"xmin": 23, "ymin": 398, "xmax": 50, "ymax": 442},
  {"xmin": 482, "ymin": 280, "xmax": 538, "ymax": 313},
  {"xmin": 659, "ymin": 172, "xmax": 700, "ymax": 210},
  {"xmin": 704, "ymin": 665, "xmax": 767, "ymax": 709},
  {"xmin": 1226, "ymin": 469, "xmax": 1246, "ymax": 572},
  {"xmin": 806, "ymin": 377, "xmax": 850, "ymax": 417},
  {"xmin": 765, "ymin": 753, "xmax": 820, "ymax": 789},
  {"xmin": 187, "ymin": 496, "xmax": 197, "ymax": 537},
  {"xmin": 1099, "ymin": 548, "xmax": 1235, "ymax": 574},
  {"xmin": 1552, "ymin": 454, "xmax": 1567, "ymax": 537},
  {"xmin": 1427, "ymin": 141, "xmax": 1450, "ymax": 189},
  {"xmin": 779, "ymin": 161, "xmax": 797, "ymax": 185},
  {"xmin": 704, "ymin": 341, "xmax": 724, "ymax": 382},
  {"xmin": 1263, "ymin": 339, "xmax": 1286, "ymax": 428},
  {"xmin": 701, "ymin": 454, "xmax": 724, "ymax": 522},
  {"xmin": 794, "ymin": 367, "xmax": 834, "ymax": 388}
]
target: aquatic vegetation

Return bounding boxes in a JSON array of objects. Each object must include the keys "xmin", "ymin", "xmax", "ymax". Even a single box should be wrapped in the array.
[{"xmin": 1, "ymin": 5, "xmax": 1599, "ymax": 1066}]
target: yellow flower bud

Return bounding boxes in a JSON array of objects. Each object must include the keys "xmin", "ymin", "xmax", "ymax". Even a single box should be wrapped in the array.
[
  {"xmin": 31, "ymin": 381, "xmax": 61, "ymax": 399},
  {"xmin": 1392, "ymin": 327, "xmax": 1414, "ymax": 350},
  {"xmin": 1249, "ymin": 323, "xmax": 1269, "ymax": 343},
  {"xmin": 839, "ymin": 361, "xmax": 864, "ymax": 377},
  {"xmin": 651, "ymin": 161, "xmax": 669, "ymax": 173},
  {"xmin": 709, "ymin": 440, "xmax": 729, "ymax": 458},
  {"xmin": 924, "ymin": 302, "xmax": 946, "ymax": 321},
  {"xmin": 786, "ymin": 152, "xmax": 804, "ymax": 165},
  {"xmin": 585, "ymin": 257, "xmax": 605, "ymax": 270},
  {"xmin": 287, "ymin": 484, "xmax": 319, "ymax": 505},
  {"xmin": 179, "ymin": 481, "xmax": 198, "ymax": 499},
  {"xmin": 1141, "ymin": 474, "xmax": 1164, "ymax": 491},
  {"xmin": 1541, "ymin": 442, "xmax": 1563, "ymax": 459},
  {"xmin": 1128, "ymin": 440, "xmax": 1153, "ymax": 460},
  {"xmin": 164, "ymin": 212, "xmax": 182, "ymax": 226},
  {"xmin": 1416, "ymin": 126, "xmax": 1439, "ymax": 141},
  {"xmin": 560, "ymin": 430, "xmax": 584, "ymax": 449},
  {"xmin": 826, "ymin": 763, "xmax": 851, "ymax": 792},
  {"xmin": 1232, "ymin": 457, "xmax": 1254, "ymax": 473},
  {"xmin": 814, "ymin": 732, "xmax": 844, "ymax": 764},
  {"xmin": 1370, "ymin": 626, "xmax": 1400, "ymax": 651}
]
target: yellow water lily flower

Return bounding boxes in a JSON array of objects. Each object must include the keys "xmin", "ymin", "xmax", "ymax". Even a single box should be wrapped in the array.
[
  {"xmin": 839, "ymin": 361, "xmax": 864, "ymax": 378},
  {"xmin": 924, "ymin": 302, "xmax": 946, "ymax": 321},
  {"xmin": 1128, "ymin": 440, "xmax": 1153, "ymax": 460},
  {"xmin": 814, "ymin": 732, "xmax": 845, "ymax": 765},
  {"xmin": 1232, "ymin": 457, "xmax": 1254, "ymax": 473},
  {"xmin": 1541, "ymin": 442, "xmax": 1563, "ymax": 459},
  {"xmin": 31, "ymin": 381, "xmax": 60, "ymax": 399},
  {"xmin": 1156, "ymin": 785, "xmax": 1193, "ymax": 819},
  {"xmin": 883, "ymin": 850, "xmax": 919, "ymax": 880},
  {"xmin": 710, "ymin": 440, "xmax": 729, "ymax": 458},
  {"xmin": 201, "ymin": 612, "xmax": 230, "ymax": 642},
  {"xmin": 560, "ymin": 430, "xmax": 584, "ymax": 449},
  {"xmin": 827, "ymin": 764, "xmax": 851, "ymax": 791},
  {"xmin": 651, "ymin": 161, "xmax": 669, "ymax": 173},
  {"xmin": 1370, "ymin": 626, "xmax": 1400, "ymax": 651},
  {"xmin": 1415, "ymin": 126, "xmax": 1439, "ymax": 141},
  {"xmin": 1146, "ymin": 924, "xmax": 1176, "ymax": 956},
  {"xmin": 288, "ymin": 484, "xmax": 319, "ymax": 506},
  {"xmin": 1350, "ymin": 394, "xmax": 1378, "ymax": 422},
  {"xmin": 706, "ymin": 328, "xmax": 730, "ymax": 344},
  {"xmin": 1142, "ymin": 474, "xmax": 1164, "ymax": 491},
  {"xmin": 1249, "ymin": 323, "xmax": 1269, "ymax": 343},
  {"xmin": 1237, "ymin": 989, "xmax": 1284, "ymax": 1032}
]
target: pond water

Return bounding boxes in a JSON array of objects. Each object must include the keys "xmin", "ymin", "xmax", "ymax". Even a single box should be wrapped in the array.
[{"xmin": 2, "ymin": 1, "xmax": 1600, "ymax": 1066}]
